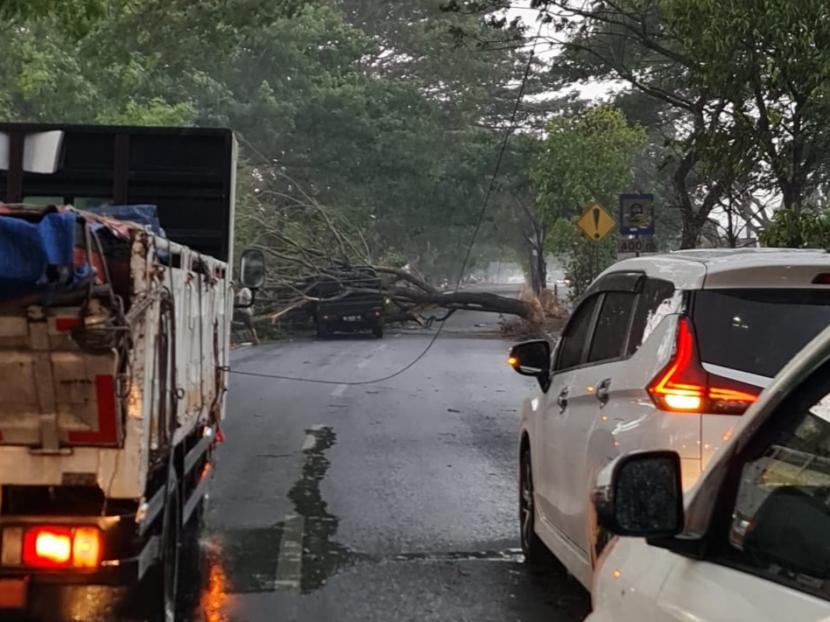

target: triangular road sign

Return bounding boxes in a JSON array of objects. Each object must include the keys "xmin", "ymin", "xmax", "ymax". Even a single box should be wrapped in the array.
[{"xmin": 576, "ymin": 202, "xmax": 615, "ymax": 242}]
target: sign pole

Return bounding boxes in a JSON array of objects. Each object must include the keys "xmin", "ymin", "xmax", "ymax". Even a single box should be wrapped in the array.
[{"xmin": 576, "ymin": 202, "xmax": 615, "ymax": 280}]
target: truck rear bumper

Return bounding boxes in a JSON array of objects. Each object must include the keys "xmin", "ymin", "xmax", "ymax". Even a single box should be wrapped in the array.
[
  {"xmin": 0, "ymin": 581, "xmax": 135, "ymax": 622},
  {"xmin": 0, "ymin": 535, "xmax": 162, "ymax": 621}
]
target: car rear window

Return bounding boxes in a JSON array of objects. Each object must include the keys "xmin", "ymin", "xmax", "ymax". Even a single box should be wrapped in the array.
[{"xmin": 692, "ymin": 289, "xmax": 830, "ymax": 378}]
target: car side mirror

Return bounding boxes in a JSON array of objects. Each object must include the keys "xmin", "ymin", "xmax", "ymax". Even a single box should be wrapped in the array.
[
  {"xmin": 592, "ymin": 450, "xmax": 684, "ymax": 538},
  {"xmin": 508, "ymin": 340, "xmax": 551, "ymax": 391},
  {"xmin": 240, "ymin": 249, "xmax": 265, "ymax": 290}
]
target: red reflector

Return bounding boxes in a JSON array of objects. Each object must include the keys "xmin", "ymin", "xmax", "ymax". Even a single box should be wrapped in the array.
[
  {"xmin": 813, "ymin": 273, "xmax": 830, "ymax": 284},
  {"xmin": 648, "ymin": 317, "xmax": 760, "ymax": 415},
  {"xmin": 0, "ymin": 578, "xmax": 27, "ymax": 609},
  {"xmin": 67, "ymin": 375, "xmax": 118, "ymax": 445},
  {"xmin": 22, "ymin": 526, "xmax": 102, "ymax": 569},
  {"xmin": 55, "ymin": 317, "xmax": 81, "ymax": 332}
]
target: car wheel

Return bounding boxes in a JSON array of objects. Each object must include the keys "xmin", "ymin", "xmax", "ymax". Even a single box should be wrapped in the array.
[
  {"xmin": 372, "ymin": 323, "xmax": 384, "ymax": 339},
  {"xmin": 519, "ymin": 446, "xmax": 547, "ymax": 565},
  {"xmin": 316, "ymin": 324, "xmax": 330, "ymax": 339}
]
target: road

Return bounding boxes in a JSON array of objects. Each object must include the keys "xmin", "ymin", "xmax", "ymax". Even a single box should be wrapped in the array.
[{"xmin": 182, "ymin": 306, "xmax": 590, "ymax": 622}]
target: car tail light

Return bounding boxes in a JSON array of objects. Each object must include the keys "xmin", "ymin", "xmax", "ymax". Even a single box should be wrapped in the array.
[
  {"xmin": 813, "ymin": 273, "xmax": 830, "ymax": 284},
  {"xmin": 648, "ymin": 317, "xmax": 760, "ymax": 415},
  {"xmin": 22, "ymin": 526, "xmax": 102, "ymax": 569}
]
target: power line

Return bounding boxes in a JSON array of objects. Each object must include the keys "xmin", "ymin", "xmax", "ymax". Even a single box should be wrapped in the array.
[{"xmin": 228, "ymin": 21, "xmax": 544, "ymax": 386}]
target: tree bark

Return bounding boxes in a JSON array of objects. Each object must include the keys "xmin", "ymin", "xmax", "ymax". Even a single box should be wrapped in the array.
[
  {"xmin": 397, "ymin": 290, "xmax": 532, "ymax": 318},
  {"xmin": 679, "ymin": 217, "xmax": 705, "ymax": 249}
]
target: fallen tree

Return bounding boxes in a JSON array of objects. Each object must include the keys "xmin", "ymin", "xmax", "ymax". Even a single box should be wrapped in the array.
[{"xmin": 236, "ymin": 168, "xmax": 561, "ymax": 327}]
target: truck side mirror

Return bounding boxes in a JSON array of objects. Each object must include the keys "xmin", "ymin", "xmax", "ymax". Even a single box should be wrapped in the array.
[
  {"xmin": 592, "ymin": 450, "xmax": 684, "ymax": 538},
  {"xmin": 240, "ymin": 249, "xmax": 265, "ymax": 290}
]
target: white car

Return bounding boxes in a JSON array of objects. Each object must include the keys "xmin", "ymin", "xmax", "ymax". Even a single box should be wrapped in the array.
[
  {"xmin": 508, "ymin": 249, "xmax": 830, "ymax": 588},
  {"xmin": 588, "ymin": 322, "xmax": 830, "ymax": 622}
]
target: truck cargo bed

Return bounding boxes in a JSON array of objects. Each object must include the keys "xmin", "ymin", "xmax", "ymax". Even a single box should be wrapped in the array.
[{"xmin": 0, "ymin": 205, "xmax": 231, "ymax": 500}]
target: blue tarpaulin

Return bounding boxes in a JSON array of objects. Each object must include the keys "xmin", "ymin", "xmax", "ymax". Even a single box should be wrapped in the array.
[
  {"xmin": 0, "ymin": 211, "xmax": 91, "ymax": 300},
  {"xmin": 84, "ymin": 204, "xmax": 166, "ymax": 237}
]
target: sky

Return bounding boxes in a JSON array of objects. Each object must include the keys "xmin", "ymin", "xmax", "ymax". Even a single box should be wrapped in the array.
[{"xmin": 504, "ymin": 1, "xmax": 626, "ymax": 101}]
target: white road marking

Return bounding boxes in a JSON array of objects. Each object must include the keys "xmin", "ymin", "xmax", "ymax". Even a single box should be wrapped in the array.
[
  {"xmin": 330, "ymin": 383, "xmax": 348, "ymax": 397},
  {"xmin": 357, "ymin": 343, "xmax": 388, "ymax": 369},
  {"xmin": 274, "ymin": 425, "xmax": 331, "ymax": 590},
  {"xmin": 274, "ymin": 513, "xmax": 305, "ymax": 590}
]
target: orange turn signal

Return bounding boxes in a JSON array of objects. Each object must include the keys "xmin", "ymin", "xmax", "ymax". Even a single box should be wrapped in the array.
[{"xmin": 72, "ymin": 527, "xmax": 102, "ymax": 568}]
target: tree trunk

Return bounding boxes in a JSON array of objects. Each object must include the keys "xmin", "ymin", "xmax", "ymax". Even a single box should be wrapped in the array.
[
  {"xmin": 679, "ymin": 221, "xmax": 703, "ymax": 249},
  {"xmin": 410, "ymin": 290, "xmax": 532, "ymax": 318},
  {"xmin": 529, "ymin": 248, "xmax": 542, "ymax": 294},
  {"xmin": 527, "ymin": 231, "xmax": 547, "ymax": 295},
  {"xmin": 535, "ymin": 250, "xmax": 547, "ymax": 293}
]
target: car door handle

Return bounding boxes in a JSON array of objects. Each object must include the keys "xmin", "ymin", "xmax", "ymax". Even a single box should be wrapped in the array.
[
  {"xmin": 595, "ymin": 378, "xmax": 611, "ymax": 406},
  {"xmin": 556, "ymin": 388, "xmax": 569, "ymax": 412}
]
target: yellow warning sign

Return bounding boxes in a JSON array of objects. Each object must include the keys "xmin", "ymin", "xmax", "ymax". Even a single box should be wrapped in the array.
[{"xmin": 576, "ymin": 202, "xmax": 615, "ymax": 242}]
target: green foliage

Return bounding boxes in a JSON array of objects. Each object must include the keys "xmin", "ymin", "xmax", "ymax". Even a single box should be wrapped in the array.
[
  {"xmin": 547, "ymin": 219, "xmax": 617, "ymax": 299},
  {"xmin": 0, "ymin": 0, "xmax": 534, "ymax": 282},
  {"xmin": 0, "ymin": 0, "xmax": 106, "ymax": 37},
  {"xmin": 759, "ymin": 208, "xmax": 830, "ymax": 249},
  {"xmin": 532, "ymin": 105, "xmax": 645, "ymax": 293},
  {"xmin": 661, "ymin": 0, "xmax": 830, "ymax": 208},
  {"xmin": 534, "ymin": 105, "xmax": 646, "ymax": 225}
]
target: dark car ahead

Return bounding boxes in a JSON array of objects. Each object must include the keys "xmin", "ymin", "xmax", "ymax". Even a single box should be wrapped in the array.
[{"xmin": 314, "ymin": 267, "xmax": 384, "ymax": 338}]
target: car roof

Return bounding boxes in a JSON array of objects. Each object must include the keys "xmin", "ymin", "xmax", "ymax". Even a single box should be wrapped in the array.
[{"xmin": 600, "ymin": 248, "xmax": 830, "ymax": 290}]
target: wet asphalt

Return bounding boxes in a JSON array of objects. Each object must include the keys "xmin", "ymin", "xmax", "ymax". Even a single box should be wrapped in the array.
[{"xmin": 183, "ymin": 308, "xmax": 590, "ymax": 622}]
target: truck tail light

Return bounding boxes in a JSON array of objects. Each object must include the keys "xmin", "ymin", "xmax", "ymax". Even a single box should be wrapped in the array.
[
  {"xmin": 22, "ymin": 526, "xmax": 101, "ymax": 569},
  {"xmin": 647, "ymin": 317, "xmax": 760, "ymax": 415},
  {"xmin": 71, "ymin": 528, "xmax": 102, "ymax": 568}
]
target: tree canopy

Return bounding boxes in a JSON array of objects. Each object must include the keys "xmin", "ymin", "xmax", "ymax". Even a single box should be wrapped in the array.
[{"xmin": 4, "ymin": 0, "xmax": 830, "ymax": 320}]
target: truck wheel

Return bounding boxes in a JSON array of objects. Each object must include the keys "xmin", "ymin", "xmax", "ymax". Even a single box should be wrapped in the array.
[
  {"xmin": 178, "ymin": 498, "xmax": 205, "ymax": 614},
  {"xmin": 150, "ymin": 481, "xmax": 181, "ymax": 622}
]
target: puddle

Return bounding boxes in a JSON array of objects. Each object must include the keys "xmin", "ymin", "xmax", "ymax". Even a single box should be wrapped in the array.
[
  {"xmin": 184, "ymin": 426, "xmax": 528, "ymax": 618},
  {"xmin": 286, "ymin": 426, "xmax": 363, "ymax": 593},
  {"xmin": 188, "ymin": 425, "xmax": 361, "ymax": 608}
]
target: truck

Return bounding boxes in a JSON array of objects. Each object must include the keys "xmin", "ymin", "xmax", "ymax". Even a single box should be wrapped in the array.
[{"xmin": 0, "ymin": 123, "xmax": 261, "ymax": 621}]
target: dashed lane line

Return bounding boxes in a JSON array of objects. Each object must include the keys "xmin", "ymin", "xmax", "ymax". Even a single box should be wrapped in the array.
[
  {"xmin": 274, "ymin": 513, "xmax": 305, "ymax": 590},
  {"xmin": 357, "ymin": 343, "xmax": 388, "ymax": 369},
  {"xmin": 275, "ymin": 424, "xmax": 328, "ymax": 590}
]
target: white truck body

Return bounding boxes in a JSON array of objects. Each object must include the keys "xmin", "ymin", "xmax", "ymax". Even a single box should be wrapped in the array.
[
  {"xmin": 0, "ymin": 124, "xmax": 240, "ymax": 620},
  {"xmin": 0, "ymin": 221, "xmax": 231, "ymax": 501}
]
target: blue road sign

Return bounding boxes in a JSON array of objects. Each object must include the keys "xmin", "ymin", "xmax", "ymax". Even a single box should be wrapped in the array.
[{"xmin": 619, "ymin": 194, "xmax": 655, "ymax": 236}]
